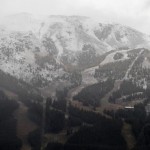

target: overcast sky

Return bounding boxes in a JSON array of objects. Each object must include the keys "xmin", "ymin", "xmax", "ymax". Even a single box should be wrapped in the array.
[{"xmin": 0, "ymin": 0, "xmax": 150, "ymax": 34}]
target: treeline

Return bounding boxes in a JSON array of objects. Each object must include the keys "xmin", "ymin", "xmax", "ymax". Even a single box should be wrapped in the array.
[
  {"xmin": 52, "ymin": 89, "xmax": 68, "ymax": 112},
  {"xmin": 127, "ymin": 48, "xmax": 142, "ymax": 59},
  {"xmin": 73, "ymin": 79, "xmax": 115, "ymax": 107},
  {"xmin": 45, "ymin": 105, "xmax": 126, "ymax": 150},
  {"xmin": 68, "ymin": 105, "xmax": 105, "ymax": 125},
  {"xmin": 113, "ymin": 52, "xmax": 124, "ymax": 60},
  {"xmin": 94, "ymin": 59, "xmax": 132, "ymax": 80},
  {"xmin": 104, "ymin": 103, "xmax": 150, "ymax": 150},
  {"xmin": 94, "ymin": 49, "xmax": 144, "ymax": 81},
  {"xmin": 0, "ymin": 70, "xmax": 42, "ymax": 105},
  {"xmin": 28, "ymin": 102, "xmax": 65, "ymax": 134},
  {"xmin": 109, "ymin": 80, "xmax": 145, "ymax": 103},
  {"xmin": 129, "ymin": 49, "xmax": 150, "ymax": 89},
  {"xmin": 0, "ymin": 90, "xmax": 22, "ymax": 150},
  {"xmin": 28, "ymin": 99, "xmax": 127, "ymax": 150},
  {"xmin": 28, "ymin": 88, "xmax": 68, "ymax": 134},
  {"xmin": 27, "ymin": 89, "xmax": 67, "ymax": 150},
  {"xmin": 27, "ymin": 102, "xmax": 65, "ymax": 150},
  {"xmin": 66, "ymin": 120, "xmax": 126, "ymax": 150}
]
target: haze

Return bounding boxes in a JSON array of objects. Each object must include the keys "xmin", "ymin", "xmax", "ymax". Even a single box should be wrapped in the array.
[{"xmin": 0, "ymin": 0, "xmax": 150, "ymax": 34}]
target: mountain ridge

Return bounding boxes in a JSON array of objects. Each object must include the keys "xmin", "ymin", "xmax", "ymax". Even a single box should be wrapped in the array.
[{"xmin": 0, "ymin": 13, "xmax": 150, "ymax": 88}]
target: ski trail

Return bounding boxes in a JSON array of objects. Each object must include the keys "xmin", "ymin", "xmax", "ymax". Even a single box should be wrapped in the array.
[
  {"xmin": 122, "ymin": 122, "xmax": 136, "ymax": 150},
  {"xmin": 124, "ymin": 49, "xmax": 144, "ymax": 80},
  {"xmin": 100, "ymin": 80, "xmax": 122, "ymax": 106},
  {"xmin": 97, "ymin": 49, "xmax": 144, "ymax": 111},
  {"xmin": 40, "ymin": 92, "xmax": 47, "ymax": 150},
  {"xmin": 65, "ymin": 49, "xmax": 144, "ymax": 116},
  {"xmin": 14, "ymin": 101, "xmax": 38, "ymax": 150},
  {"xmin": 82, "ymin": 66, "xmax": 99, "ymax": 85}
]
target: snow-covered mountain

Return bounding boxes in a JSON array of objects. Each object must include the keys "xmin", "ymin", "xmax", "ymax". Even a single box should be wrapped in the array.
[
  {"xmin": 1, "ymin": 13, "xmax": 150, "ymax": 50},
  {"xmin": 0, "ymin": 13, "xmax": 150, "ymax": 87}
]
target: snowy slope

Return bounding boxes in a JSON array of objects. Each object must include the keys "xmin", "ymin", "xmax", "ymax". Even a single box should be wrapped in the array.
[
  {"xmin": 0, "ymin": 28, "xmax": 68, "ymax": 86},
  {"xmin": 0, "ymin": 13, "xmax": 150, "ymax": 86},
  {"xmin": 1, "ymin": 14, "xmax": 149, "ymax": 54}
]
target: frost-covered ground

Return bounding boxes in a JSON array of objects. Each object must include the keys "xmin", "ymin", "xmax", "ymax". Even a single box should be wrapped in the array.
[
  {"xmin": 0, "ymin": 14, "xmax": 150, "ymax": 87},
  {"xmin": 82, "ymin": 66, "xmax": 99, "ymax": 85},
  {"xmin": 100, "ymin": 50, "xmax": 130, "ymax": 66}
]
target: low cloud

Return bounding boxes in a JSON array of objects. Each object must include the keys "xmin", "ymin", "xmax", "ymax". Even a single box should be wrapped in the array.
[
  {"xmin": 0, "ymin": 0, "xmax": 150, "ymax": 34},
  {"xmin": 143, "ymin": 0, "xmax": 150, "ymax": 9}
]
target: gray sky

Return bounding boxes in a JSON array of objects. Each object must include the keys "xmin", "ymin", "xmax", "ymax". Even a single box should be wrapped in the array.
[{"xmin": 0, "ymin": 0, "xmax": 150, "ymax": 34}]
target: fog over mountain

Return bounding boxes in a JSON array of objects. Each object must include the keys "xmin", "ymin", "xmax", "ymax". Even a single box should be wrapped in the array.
[
  {"xmin": 0, "ymin": 13, "xmax": 150, "ymax": 88},
  {"xmin": 1, "ymin": 0, "xmax": 150, "ymax": 34},
  {"xmin": 1, "ymin": 1, "xmax": 150, "ymax": 150}
]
